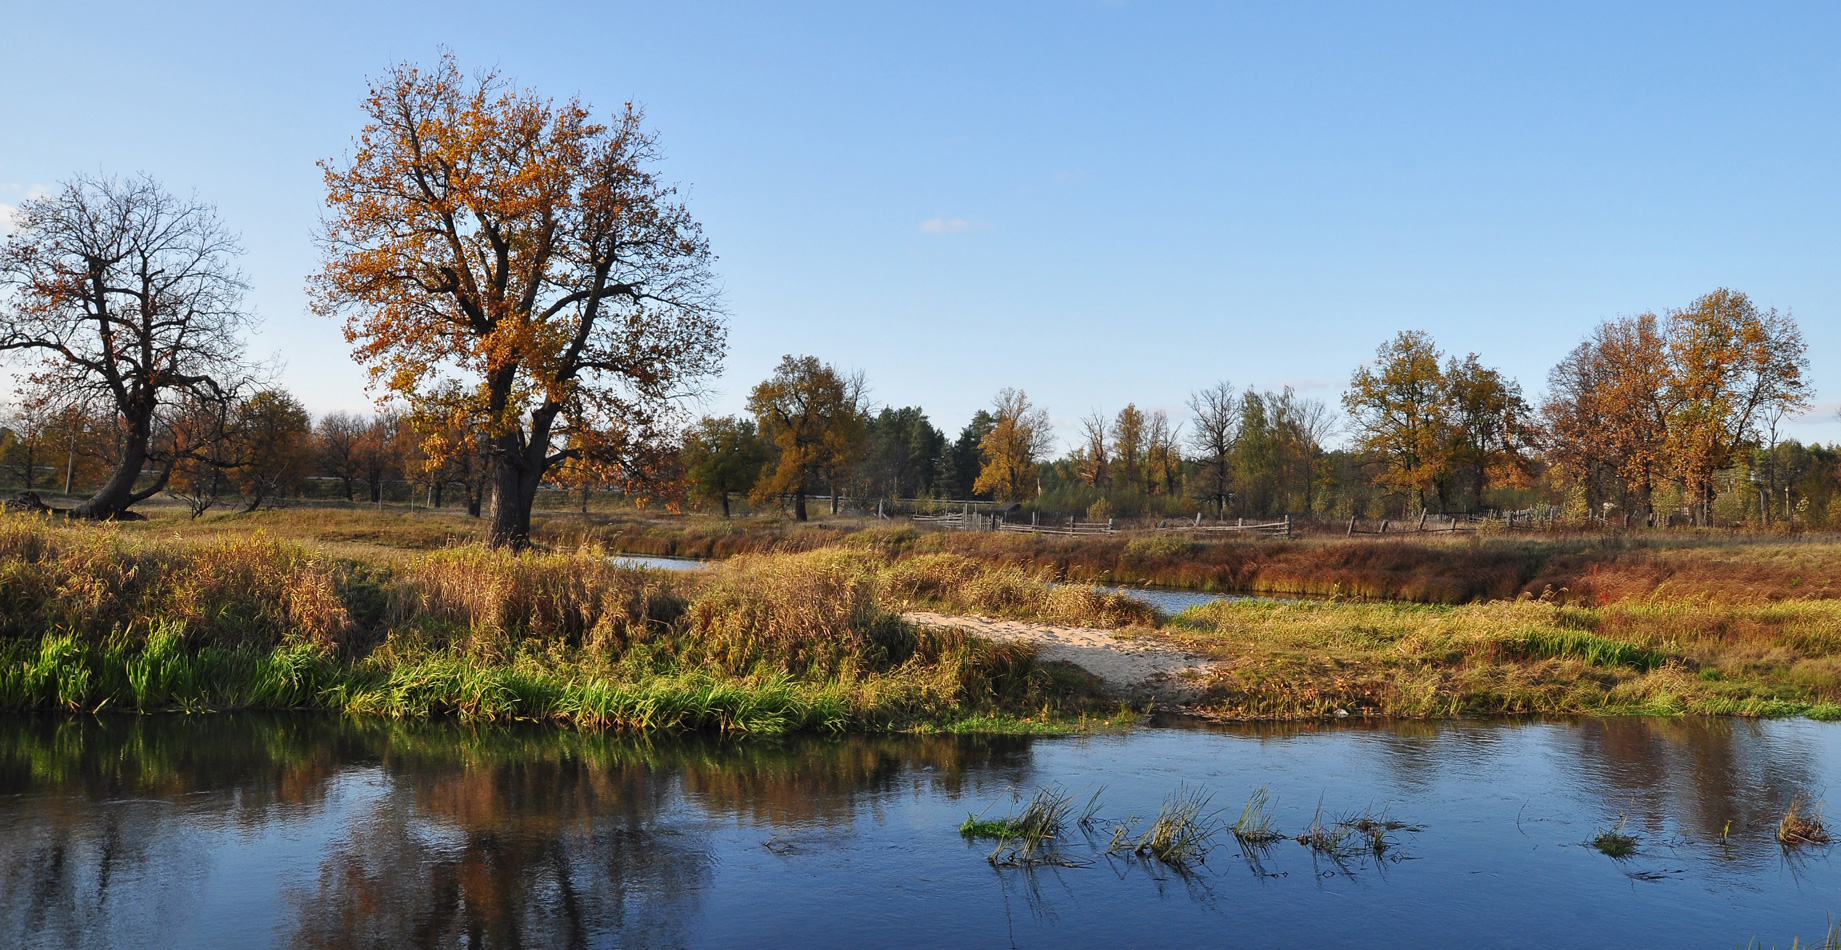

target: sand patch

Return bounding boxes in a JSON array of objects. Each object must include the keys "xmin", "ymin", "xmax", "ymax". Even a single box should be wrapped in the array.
[{"xmin": 901, "ymin": 611, "xmax": 1217, "ymax": 704}]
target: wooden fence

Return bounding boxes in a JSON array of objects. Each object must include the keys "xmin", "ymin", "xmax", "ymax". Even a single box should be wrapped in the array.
[{"xmin": 1156, "ymin": 514, "xmax": 1293, "ymax": 538}]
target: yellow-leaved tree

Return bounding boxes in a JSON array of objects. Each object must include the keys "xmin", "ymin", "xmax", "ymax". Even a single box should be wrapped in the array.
[
  {"xmin": 973, "ymin": 388, "xmax": 1052, "ymax": 503},
  {"xmin": 310, "ymin": 53, "xmax": 725, "ymax": 548}
]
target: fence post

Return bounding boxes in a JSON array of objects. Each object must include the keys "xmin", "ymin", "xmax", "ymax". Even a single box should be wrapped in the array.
[
  {"xmin": 1347, "ymin": 515, "xmax": 1356, "ymax": 537},
  {"xmin": 1418, "ymin": 509, "xmax": 1427, "ymax": 532},
  {"xmin": 1106, "ymin": 518, "xmax": 1114, "ymax": 534},
  {"xmin": 1238, "ymin": 517, "xmax": 1244, "ymax": 528},
  {"xmin": 1380, "ymin": 519, "xmax": 1389, "ymax": 534},
  {"xmin": 1284, "ymin": 514, "xmax": 1292, "ymax": 539}
]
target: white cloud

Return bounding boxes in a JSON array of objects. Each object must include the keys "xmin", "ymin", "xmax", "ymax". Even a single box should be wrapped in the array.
[
  {"xmin": 920, "ymin": 216, "xmax": 990, "ymax": 234},
  {"xmin": 0, "ymin": 204, "xmax": 16, "ymax": 234}
]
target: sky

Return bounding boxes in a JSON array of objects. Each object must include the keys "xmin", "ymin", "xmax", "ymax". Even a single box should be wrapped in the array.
[{"xmin": 3, "ymin": 1, "xmax": 1839, "ymax": 449}]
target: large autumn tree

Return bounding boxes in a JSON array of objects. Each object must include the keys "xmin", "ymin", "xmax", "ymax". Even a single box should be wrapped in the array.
[
  {"xmin": 312, "ymin": 54, "xmax": 725, "ymax": 548},
  {"xmin": 1542, "ymin": 314, "xmax": 1671, "ymax": 518},
  {"xmin": 1542, "ymin": 291, "xmax": 1808, "ymax": 525},
  {"xmin": 1664, "ymin": 289, "xmax": 1809, "ymax": 522},
  {"xmin": 0, "ymin": 174, "xmax": 261, "ymax": 519}
]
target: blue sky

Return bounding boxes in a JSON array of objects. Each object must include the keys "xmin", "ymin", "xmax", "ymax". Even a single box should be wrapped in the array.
[{"xmin": 4, "ymin": 1, "xmax": 1838, "ymax": 448}]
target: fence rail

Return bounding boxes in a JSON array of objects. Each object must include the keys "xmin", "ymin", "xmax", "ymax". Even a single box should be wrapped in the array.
[{"xmin": 1157, "ymin": 515, "xmax": 1293, "ymax": 538}]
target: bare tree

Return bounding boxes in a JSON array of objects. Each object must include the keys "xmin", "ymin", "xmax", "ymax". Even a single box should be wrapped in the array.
[
  {"xmin": 1274, "ymin": 389, "xmax": 1337, "ymax": 515},
  {"xmin": 314, "ymin": 412, "xmax": 367, "ymax": 501},
  {"xmin": 0, "ymin": 174, "xmax": 260, "ymax": 519},
  {"xmin": 1186, "ymin": 382, "xmax": 1239, "ymax": 516},
  {"xmin": 1075, "ymin": 410, "xmax": 1110, "ymax": 489}
]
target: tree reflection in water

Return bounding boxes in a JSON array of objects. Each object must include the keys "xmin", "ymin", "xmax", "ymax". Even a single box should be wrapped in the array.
[{"xmin": 0, "ymin": 715, "xmax": 1031, "ymax": 949}]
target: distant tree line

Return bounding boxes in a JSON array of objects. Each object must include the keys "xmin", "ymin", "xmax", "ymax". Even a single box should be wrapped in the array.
[{"xmin": 671, "ymin": 288, "xmax": 1816, "ymax": 528}]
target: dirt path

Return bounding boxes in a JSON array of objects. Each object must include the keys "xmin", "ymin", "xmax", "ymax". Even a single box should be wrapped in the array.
[{"xmin": 901, "ymin": 611, "xmax": 1217, "ymax": 704}]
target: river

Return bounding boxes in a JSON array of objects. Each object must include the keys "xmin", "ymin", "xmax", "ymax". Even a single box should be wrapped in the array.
[{"xmin": 1, "ymin": 713, "xmax": 1835, "ymax": 948}]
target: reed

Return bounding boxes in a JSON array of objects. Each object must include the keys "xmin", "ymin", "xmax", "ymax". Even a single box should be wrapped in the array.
[
  {"xmin": 977, "ymin": 785, "xmax": 1079, "ymax": 866},
  {"xmin": 1778, "ymin": 796, "xmax": 1830, "ymax": 847},
  {"xmin": 1231, "ymin": 787, "xmax": 1285, "ymax": 846},
  {"xmin": 1134, "ymin": 784, "xmax": 1220, "ymax": 867}
]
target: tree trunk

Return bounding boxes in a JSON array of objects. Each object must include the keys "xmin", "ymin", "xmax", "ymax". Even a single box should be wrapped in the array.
[
  {"xmin": 793, "ymin": 491, "xmax": 807, "ymax": 521},
  {"xmin": 488, "ymin": 457, "xmax": 541, "ymax": 548},
  {"xmin": 71, "ymin": 412, "xmax": 161, "ymax": 520},
  {"xmin": 720, "ymin": 491, "xmax": 731, "ymax": 519}
]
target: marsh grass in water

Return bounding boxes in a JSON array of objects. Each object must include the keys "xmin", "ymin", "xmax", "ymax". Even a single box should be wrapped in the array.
[
  {"xmin": 1231, "ymin": 786, "xmax": 1285, "ymax": 846},
  {"xmin": 1131, "ymin": 784, "xmax": 1221, "ymax": 868},
  {"xmin": 1779, "ymin": 796, "xmax": 1831, "ymax": 848},
  {"xmin": 970, "ymin": 785, "xmax": 1081, "ymax": 867},
  {"xmin": 1592, "ymin": 817, "xmax": 1639, "ymax": 858}
]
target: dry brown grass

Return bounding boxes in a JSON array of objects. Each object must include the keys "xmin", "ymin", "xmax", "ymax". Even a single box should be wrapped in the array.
[
  {"xmin": 1778, "ymin": 795, "xmax": 1830, "ymax": 847},
  {"xmin": 0, "ymin": 513, "xmax": 350, "ymax": 649}
]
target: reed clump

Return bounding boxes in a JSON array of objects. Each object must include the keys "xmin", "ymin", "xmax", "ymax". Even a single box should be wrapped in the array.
[
  {"xmin": 1778, "ymin": 796, "xmax": 1830, "ymax": 847},
  {"xmin": 1591, "ymin": 818, "xmax": 1638, "ymax": 858},
  {"xmin": 1231, "ymin": 787, "xmax": 1285, "ymax": 846},
  {"xmin": 1132, "ymin": 784, "xmax": 1220, "ymax": 867},
  {"xmin": 876, "ymin": 552, "xmax": 1154, "ymax": 628},
  {"xmin": 971, "ymin": 785, "xmax": 1079, "ymax": 866}
]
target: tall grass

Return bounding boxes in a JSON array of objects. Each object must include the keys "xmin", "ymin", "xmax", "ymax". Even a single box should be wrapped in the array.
[{"xmin": 0, "ymin": 515, "xmax": 1099, "ymax": 733}]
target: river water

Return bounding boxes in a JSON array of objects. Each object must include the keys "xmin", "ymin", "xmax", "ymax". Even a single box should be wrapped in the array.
[{"xmin": 2, "ymin": 714, "xmax": 1836, "ymax": 948}]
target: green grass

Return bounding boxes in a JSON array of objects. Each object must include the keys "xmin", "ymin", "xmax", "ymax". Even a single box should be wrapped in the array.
[
  {"xmin": 1132, "ymin": 784, "xmax": 1220, "ymax": 867},
  {"xmin": 1591, "ymin": 818, "xmax": 1638, "ymax": 858},
  {"xmin": 1232, "ymin": 787, "xmax": 1285, "ymax": 846}
]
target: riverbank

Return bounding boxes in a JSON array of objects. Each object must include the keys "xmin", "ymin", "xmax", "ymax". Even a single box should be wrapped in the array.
[
  {"xmin": 0, "ymin": 514, "xmax": 1141, "ymax": 733},
  {"xmin": 7, "ymin": 509, "xmax": 1841, "ymax": 727}
]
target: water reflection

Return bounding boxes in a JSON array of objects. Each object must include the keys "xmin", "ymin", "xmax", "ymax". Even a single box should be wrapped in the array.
[{"xmin": 0, "ymin": 714, "xmax": 1835, "ymax": 949}]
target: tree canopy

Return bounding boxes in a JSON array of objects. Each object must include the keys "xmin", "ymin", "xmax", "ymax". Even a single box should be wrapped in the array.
[{"xmin": 311, "ymin": 52, "xmax": 725, "ymax": 548}]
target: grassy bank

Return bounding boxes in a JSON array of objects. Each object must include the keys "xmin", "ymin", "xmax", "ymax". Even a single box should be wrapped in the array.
[
  {"xmin": 0, "ymin": 515, "xmax": 1138, "ymax": 733},
  {"xmin": 1165, "ymin": 597, "xmax": 1841, "ymax": 720},
  {"xmin": 573, "ymin": 513, "xmax": 1841, "ymax": 605},
  {"xmin": 11, "ymin": 506, "xmax": 1841, "ymax": 727}
]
